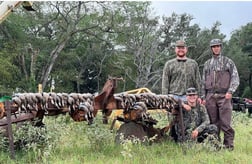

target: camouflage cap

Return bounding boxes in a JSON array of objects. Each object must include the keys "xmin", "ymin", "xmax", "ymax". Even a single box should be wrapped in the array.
[
  {"xmin": 210, "ymin": 39, "xmax": 222, "ymax": 47},
  {"xmin": 186, "ymin": 87, "xmax": 198, "ymax": 95},
  {"xmin": 175, "ymin": 40, "xmax": 186, "ymax": 47}
]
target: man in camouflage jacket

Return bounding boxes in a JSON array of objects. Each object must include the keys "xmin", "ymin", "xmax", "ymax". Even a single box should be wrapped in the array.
[
  {"xmin": 162, "ymin": 40, "xmax": 201, "ymax": 101},
  {"xmin": 170, "ymin": 88, "xmax": 218, "ymax": 142},
  {"xmin": 202, "ymin": 39, "xmax": 240, "ymax": 150}
]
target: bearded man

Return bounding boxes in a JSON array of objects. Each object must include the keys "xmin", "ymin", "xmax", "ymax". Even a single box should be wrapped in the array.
[{"xmin": 162, "ymin": 40, "xmax": 201, "ymax": 102}]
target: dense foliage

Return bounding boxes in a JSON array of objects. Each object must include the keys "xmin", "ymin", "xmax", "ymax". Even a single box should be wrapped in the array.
[{"xmin": 0, "ymin": 1, "xmax": 251, "ymax": 97}]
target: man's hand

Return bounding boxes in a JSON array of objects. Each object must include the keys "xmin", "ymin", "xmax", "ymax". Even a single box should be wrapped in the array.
[
  {"xmin": 225, "ymin": 92, "xmax": 232, "ymax": 99},
  {"xmin": 191, "ymin": 129, "xmax": 199, "ymax": 139},
  {"xmin": 182, "ymin": 103, "xmax": 191, "ymax": 111},
  {"xmin": 202, "ymin": 99, "xmax": 206, "ymax": 105},
  {"xmin": 197, "ymin": 97, "xmax": 203, "ymax": 104}
]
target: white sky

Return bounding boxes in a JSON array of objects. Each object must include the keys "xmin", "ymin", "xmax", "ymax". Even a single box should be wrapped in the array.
[{"xmin": 151, "ymin": 1, "xmax": 252, "ymax": 40}]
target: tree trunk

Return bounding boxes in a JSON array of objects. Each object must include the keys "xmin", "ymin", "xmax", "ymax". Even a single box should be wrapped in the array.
[{"xmin": 40, "ymin": 36, "xmax": 70, "ymax": 90}]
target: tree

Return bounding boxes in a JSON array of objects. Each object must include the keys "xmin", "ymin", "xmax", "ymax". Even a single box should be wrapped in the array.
[
  {"xmin": 108, "ymin": 1, "xmax": 163, "ymax": 92},
  {"xmin": 1, "ymin": 2, "xmax": 120, "ymax": 92},
  {"xmin": 35, "ymin": 2, "xmax": 115, "ymax": 90},
  {"xmin": 227, "ymin": 23, "xmax": 252, "ymax": 96},
  {"xmin": 0, "ymin": 8, "xmax": 39, "ymax": 92},
  {"xmin": 158, "ymin": 12, "xmax": 226, "ymax": 71},
  {"xmin": 1, "ymin": 1, "xmax": 246, "ymax": 96},
  {"xmin": 238, "ymin": 23, "xmax": 252, "ymax": 55}
]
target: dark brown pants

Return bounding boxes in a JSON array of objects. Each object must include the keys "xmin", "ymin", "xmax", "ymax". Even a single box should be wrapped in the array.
[{"xmin": 206, "ymin": 93, "xmax": 234, "ymax": 148}]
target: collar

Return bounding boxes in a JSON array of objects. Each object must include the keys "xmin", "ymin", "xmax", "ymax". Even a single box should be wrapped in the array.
[
  {"xmin": 212, "ymin": 53, "xmax": 222, "ymax": 59},
  {"xmin": 176, "ymin": 56, "xmax": 187, "ymax": 61},
  {"xmin": 212, "ymin": 52, "xmax": 222, "ymax": 58}
]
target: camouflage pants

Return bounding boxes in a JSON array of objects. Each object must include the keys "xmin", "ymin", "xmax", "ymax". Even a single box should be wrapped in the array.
[{"xmin": 170, "ymin": 124, "xmax": 218, "ymax": 143}]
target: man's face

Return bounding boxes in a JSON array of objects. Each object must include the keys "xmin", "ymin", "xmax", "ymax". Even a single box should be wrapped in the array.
[
  {"xmin": 211, "ymin": 45, "xmax": 221, "ymax": 55},
  {"xmin": 175, "ymin": 46, "xmax": 187, "ymax": 57},
  {"xmin": 186, "ymin": 94, "xmax": 198, "ymax": 104}
]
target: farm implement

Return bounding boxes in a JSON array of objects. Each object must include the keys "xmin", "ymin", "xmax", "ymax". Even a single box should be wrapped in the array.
[
  {"xmin": 0, "ymin": 92, "xmax": 95, "ymax": 129},
  {"xmin": 0, "ymin": 77, "xmax": 182, "ymax": 158}
]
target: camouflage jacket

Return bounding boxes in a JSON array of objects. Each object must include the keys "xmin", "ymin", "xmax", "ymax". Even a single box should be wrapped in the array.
[
  {"xmin": 174, "ymin": 104, "xmax": 210, "ymax": 142},
  {"xmin": 162, "ymin": 57, "xmax": 201, "ymax": 96},
  {"xmin": 202, "ymin": 54, "xmax": 240, "ymax": 97}
]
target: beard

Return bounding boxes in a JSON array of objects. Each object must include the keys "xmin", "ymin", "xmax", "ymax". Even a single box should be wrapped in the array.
[{"xmin": 177, "ymin": 52, "xmax": 186, "ymax": 58}]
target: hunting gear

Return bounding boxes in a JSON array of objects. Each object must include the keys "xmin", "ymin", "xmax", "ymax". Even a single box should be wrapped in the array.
[
  {"xmin": 170, "ymin": 88, "xmax": 218, "ymax": 143},
  {"xmin": 202, "ymin": 39, "xmax": 240, "ymax": 150}
]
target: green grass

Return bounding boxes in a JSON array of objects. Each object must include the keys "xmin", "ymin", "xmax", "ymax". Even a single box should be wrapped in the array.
[{"xmin": 1, "ymin": 111, "xmax": 252, "ymax": 164}]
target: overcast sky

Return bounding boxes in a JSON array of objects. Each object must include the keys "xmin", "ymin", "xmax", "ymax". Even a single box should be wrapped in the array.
[{"xmin": 151, "ymin": 1, "xmax": 252, "ymax": 40}]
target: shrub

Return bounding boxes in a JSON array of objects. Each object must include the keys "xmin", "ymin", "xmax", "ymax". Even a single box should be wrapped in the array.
[{"xmin": 242, "ymin": 86, "xmax": 252, "ymax": 98}]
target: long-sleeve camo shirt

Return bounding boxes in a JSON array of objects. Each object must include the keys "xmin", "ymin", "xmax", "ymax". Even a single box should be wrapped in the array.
[
  {"xmin": 174, "ymin": 104, "xmax": 210, "ymax": 142},
  {"xmin": 162, "ymin": 57, "xmax": 201, "ymax": 96},
  {"xmin": 202, "ymin": 54, "xmax": 240, "ymax": 98}
]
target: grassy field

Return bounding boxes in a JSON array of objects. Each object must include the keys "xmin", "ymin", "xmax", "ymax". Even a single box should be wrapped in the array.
[{"xmin": 1, "ymin": 110, "xmax": 252, "ymax": 164}]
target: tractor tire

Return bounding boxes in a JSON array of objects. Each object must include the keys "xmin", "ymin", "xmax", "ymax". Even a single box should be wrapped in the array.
[{"xmin": 115, "ymin": 121, "xmax": 147, "ymax": 144}]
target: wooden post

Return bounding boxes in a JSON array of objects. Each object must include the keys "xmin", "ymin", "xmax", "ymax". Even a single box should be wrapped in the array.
[{"xmin": 6, "ymin": 101, "xmax": 15, "ymax": 159}]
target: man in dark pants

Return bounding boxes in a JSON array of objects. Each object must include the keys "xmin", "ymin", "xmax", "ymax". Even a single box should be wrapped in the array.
[{"xmin": 202, "ymin": 39, "xmax": 240, "ymax": 150}]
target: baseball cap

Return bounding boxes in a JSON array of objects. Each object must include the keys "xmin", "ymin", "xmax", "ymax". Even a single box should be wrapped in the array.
[
  {"xmin": 186, "ymin": 87, "xmax": 198, "ymax": 95},
  {"xmin": 175, "ymin": 40, "xmax": 186, "ymax": 47}
]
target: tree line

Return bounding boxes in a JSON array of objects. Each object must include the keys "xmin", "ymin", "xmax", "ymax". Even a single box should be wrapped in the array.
[{"xmin": 0, "ymin": 1, "xmax": 251, "ymax": 98}]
